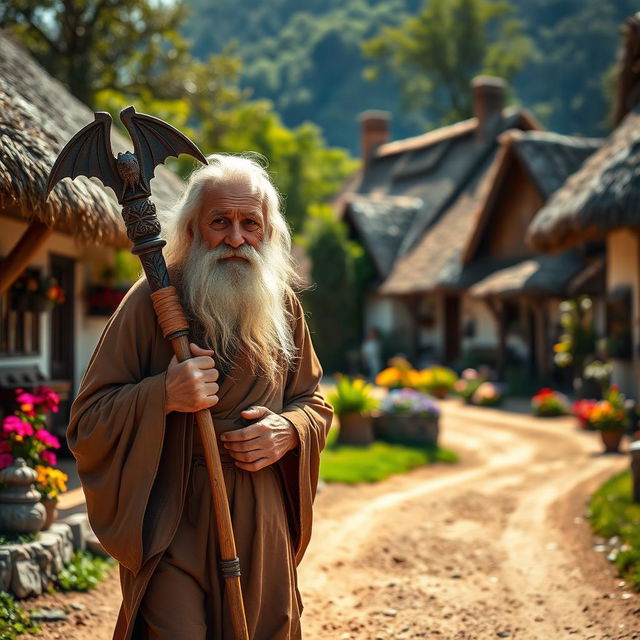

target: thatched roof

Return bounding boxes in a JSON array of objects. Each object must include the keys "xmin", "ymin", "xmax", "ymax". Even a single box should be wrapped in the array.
[
  {"xmin": 527, "ymin": 107, "xmax": 640, "ymax": 252},
  {"xmin": 509, "ymin": 130, "xmax": 601, "ymax": 199},
  {"xmin": 468, "ymin": 250, "xmax": 587, "ymax": 298},
  {"xmin": 0, "ymin": 32, "xmax": 184, "ymax": 247},
  {"xmin": 343, "ymin": 195, "xmax": 421, "ymax": 277},
  {"xmin": 528, "ymin": 14, "xmax": 640, "ymax": 253}
]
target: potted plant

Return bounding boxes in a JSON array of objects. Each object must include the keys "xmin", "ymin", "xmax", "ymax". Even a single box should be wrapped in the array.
[
  {"xmin": 416, "ymin": 366, "xmax": 458, "ymax": 399},
  {"xmin": 572, "ymin": 399, "xmax": 598, "ymax": 430},
  {"xmin": 327, "ymin": 376, "xmax": 379, "ymax": 446},
  {"xmin": 453, "ymin": 368, "xmax": 486, "ymax": 404},
  {"xmin": 35, "ymin": 465, "xmax": 68, "ymax": 529},
  {"xmin": 374, "ymin": 388, "xmax": 440, "ymax": 446},
  {"xmin": 531, "ymin": 388, "xmax": 570, "ymax": 417},
  {"xmin": 9, "ymin": 271, "xmax": 65, "ymax": 312},
  {"xmin": 471, "ymin": 381, "xmax": 504, "ymax": 407},
  {"xmin": 585, "ymin": 385, "xmax": 629, "ymax": 453},
  {"xmin": 0, "ymin": 386, "xmax": 67, "ymax": 530}
]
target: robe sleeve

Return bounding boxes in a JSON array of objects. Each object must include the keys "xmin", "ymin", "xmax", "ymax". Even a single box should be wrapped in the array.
[
  {"xmin": 67, "ymin": 278, "xmax": 170, "ymax": 576},
  {"xmin": 278, "ymin": 296, "xmax": 333, "ymax": 564}
]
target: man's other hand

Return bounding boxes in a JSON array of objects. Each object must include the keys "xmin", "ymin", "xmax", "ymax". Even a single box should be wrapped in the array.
[
  {"xmin": 165, "ymin": 343, "xmax": 219, "ymax": 414},
  {"xmin": 220, "ymin": 406, "xmax": 300, "ymax": 471}
]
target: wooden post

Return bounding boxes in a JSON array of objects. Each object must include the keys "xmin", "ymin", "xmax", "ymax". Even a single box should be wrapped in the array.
[
  {"xmin": 631, "ymin": 440, "xmax": 640, "ymax": 503},
  {"xmin": 0, "ymin": 220, "xmax": 52, "ymax": 294}
]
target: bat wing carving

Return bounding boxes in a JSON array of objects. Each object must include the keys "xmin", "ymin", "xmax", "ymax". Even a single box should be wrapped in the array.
[
  {"xmin": 46, "ymin": 112, "xmax": 120, "ymax": 198},
  {"xmin": 120, "ymin": 106, "xmax": 207, "ymax": 191}
]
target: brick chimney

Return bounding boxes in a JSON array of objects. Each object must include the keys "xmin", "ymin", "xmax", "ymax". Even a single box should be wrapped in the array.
[
  {"xmin": 472, "ymin": 76, "xmax": 507, "ymax": 141},
  {"xmin": 358, "ymin": 110, "xmax": 390, "ymax": 168}
]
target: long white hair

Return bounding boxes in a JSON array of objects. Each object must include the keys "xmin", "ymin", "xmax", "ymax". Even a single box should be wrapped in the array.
[{"xmin": 163, "ymin": 154, "xmax": 299, "ymax": 381}]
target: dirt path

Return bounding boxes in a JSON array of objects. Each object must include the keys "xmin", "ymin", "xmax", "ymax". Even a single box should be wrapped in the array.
[
  {"xmin": 299, "ymin": 400, "xmax": 637, "ymax": 640},
  {"xmin": 23, "ymin": 400, "xmax": 637, "ymax": 639}
]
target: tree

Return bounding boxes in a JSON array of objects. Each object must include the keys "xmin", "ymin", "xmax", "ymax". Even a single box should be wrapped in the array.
[
  {"xmin": 363, "ymin": 0, "xmax": 534, "ymax": 125},
  {"xmin": 303, "ymin": 207, "xmax": 375, "ymax": 372},
  {"xmin": 0, "ymin": 0, "xmax": 192, "ymax": 107}
]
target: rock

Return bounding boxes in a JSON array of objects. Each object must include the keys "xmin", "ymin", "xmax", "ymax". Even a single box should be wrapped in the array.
[
  {"xmin": 48, "ymin": 523, "xmax": 74, "ymax": 563},
  {"xmin": 10, "ymin": 545, "xmax": 42, "ymax": 597},
  {"xmin": 30, "ymin": 608, "xmax": 68, "ymax": 622},
  {"xmin": 450, "ymin": 572, "xmax": 462, "ymax": 579},
  {"xmin": 0, "ymin": 548, "xmax": 11, "ymax": 590},
  {"xmin": 60, "ymin": 514, "xmax": 90, "ymax": 552},
  {"xmin": 496, "ymin": 631, "xmax": 510, "ymax": 638},
  {"xmin": 381, "ymin": 609, "xmax": 397, "ymax": 617},
  {"xmin": 70, "ymin": 602, "xmax": 85, "ymax": 611}
]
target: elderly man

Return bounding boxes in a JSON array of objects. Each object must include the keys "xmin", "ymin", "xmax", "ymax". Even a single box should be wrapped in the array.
[{"xmin": 68, "ymin": 154, "xmax": 333, "ymax": 640}]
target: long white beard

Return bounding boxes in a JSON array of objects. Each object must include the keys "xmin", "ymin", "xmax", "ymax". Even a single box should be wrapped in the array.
[{"xmin": 181, "ymin": 237, "xmax": 296, "ymax": 381}]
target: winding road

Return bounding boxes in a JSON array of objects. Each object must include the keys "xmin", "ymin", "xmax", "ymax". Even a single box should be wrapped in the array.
[{"xmin": 299, "ymin": 399, "xmax": 637, "ymax": 640}]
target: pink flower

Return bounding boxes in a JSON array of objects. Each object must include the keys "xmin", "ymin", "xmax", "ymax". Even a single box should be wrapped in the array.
[
  {"xmin": 0, "ymin": 453, "xmax": 13, "ymax": 469},
  {"xmin": 35, "ymin": 429, "xmax": 60, "ymax": 449},
  {"xmin": 16, "ymin": 392, "xmax": 37, "ymax": 405},
  {"xmin": 2, "ymin": 416, "xmax": 33, "ymax": 437},
  {"xmin": 40, "ymin": 450, "xmax": 57, "ymax": 466}
]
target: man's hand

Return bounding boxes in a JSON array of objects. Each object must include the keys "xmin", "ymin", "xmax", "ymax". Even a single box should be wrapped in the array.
[
  {"xmin": 220, "ymin": 406, "xmax": 300, "ymax": 472},
  {"xmin": 165, "ymin": 343, "xmax": 219, "ymax": 414}
]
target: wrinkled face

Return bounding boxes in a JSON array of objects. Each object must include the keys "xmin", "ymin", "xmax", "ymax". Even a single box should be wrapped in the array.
[{"xmin": 195, "ymin": 180, "xmax": 265, "ymax": 260}]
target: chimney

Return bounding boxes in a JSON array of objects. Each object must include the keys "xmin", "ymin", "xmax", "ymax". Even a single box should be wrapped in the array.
[
  {"xmin": 358, "ymin": 110, "xmax": 390, "ymax": 168},
  {"xmin": 472, "ymin": 76, "xmax": 507, "ymax": 141}
]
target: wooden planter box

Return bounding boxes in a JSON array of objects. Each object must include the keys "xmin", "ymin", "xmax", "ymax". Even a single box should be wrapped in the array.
[{"xmin": 372, "ymin": 413, "xmax": 439, "ymax": 447}]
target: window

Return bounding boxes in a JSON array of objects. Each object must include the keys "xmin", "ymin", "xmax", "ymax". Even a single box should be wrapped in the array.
[{"xmin": 0, "ymin": 269, "xmax": 42, "ymax": 357}]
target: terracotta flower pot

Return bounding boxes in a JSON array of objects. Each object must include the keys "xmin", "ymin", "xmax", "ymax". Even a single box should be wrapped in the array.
[
  {"xmin": 41, "ymin": 498, "xmax": 58, "ymax": 530},
  {"xmin": 337, "ymin": 412, "xmax": 374, "ymax": 446},
  {"xmin": 600, "ymin": 429, "xmax": 623, "ymax": 453}
]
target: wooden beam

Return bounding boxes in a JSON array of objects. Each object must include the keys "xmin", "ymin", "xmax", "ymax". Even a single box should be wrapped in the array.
[{"xmin": 0, "ymin": 219, "xmax": 52, "ymax": 294}]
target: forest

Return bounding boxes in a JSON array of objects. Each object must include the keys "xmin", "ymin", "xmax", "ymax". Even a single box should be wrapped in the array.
[{"xmin": 184, "ymin": 0, "xmax": 639, "ymax": 152}]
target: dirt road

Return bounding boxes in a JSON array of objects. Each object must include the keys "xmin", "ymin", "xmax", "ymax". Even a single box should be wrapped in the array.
[
  {"xmin": 25, "ymin": 400, "xmax": 637, "ymax": 639},
  {"xmin": 299, "ymin": 400, "xmax": 637, "ymax": 640}
]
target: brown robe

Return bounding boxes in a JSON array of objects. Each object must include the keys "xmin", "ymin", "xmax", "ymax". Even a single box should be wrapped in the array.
[{"xmin": 67, "ymin": 277, "xmax": 332, "ymax": 639}]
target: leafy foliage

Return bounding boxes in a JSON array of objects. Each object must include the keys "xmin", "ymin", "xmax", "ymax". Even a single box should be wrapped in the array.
[
  {"xmin": 327, "ymin": 376, "xmax": 379, "ymax": 415},
  {"xmin": 363, "ymin": 0, "xmax": 533, "ymax": 125},
  {"xmin": 303, "ymin": 208, "xmax": 374, "ymax": 371},
  {"xmin": 56, "ymin": 551, "xmax": 116, "ymax": 592},
  {"xmin": 0, "ymin": 591, "xmax": 39, "ymax": 639},
  {"xmin": 0, "ymin": 531, "xmax": 39, "ymax": 546},
  {"xmin": 0, "ymin": 0, "xmax": 192, "ymax": 107}
]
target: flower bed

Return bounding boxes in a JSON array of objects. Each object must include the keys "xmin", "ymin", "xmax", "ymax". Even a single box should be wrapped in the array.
[
  {"xmin": 531, "ymin": 388, "xmax": 570, "ymax": 417},
  {"xmin": 373, "ymin": 388, "xmax": 440, "ymax": 446}
]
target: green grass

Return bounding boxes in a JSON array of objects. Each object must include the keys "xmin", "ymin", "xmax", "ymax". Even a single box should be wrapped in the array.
[
  {"xmin": 0, "ymin": 532, "xmax": 39, "ymax": 546},
  {"xmin": 320, "ymin": 427, "xmax": 458, "ymax": 484},
  {"xmin": 589, "ymin": 470, "xmax": 640, "ymax": 590}
]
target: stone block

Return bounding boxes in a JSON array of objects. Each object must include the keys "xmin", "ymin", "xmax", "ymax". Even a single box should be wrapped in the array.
[
  {"xmin": 59, "ymin": 513, "xmax": 90, "ymax": 551},
  {"xmin": 0, "ymin": 548, "xmax": 11, "ymax": 590},
  {"xmin": 10, "ymin": 544, "xmax": 42, "ymax": 598}
]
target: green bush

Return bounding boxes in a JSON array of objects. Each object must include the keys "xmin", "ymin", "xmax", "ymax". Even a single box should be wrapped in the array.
[
  {"xmin": 56, "ymin": 551, "xmax": 116, "ymax": 592},
  {"xmin": 0, "ymin": 591, "xmax": 39, "ymax": 639},
  {"xmin": 589, "ymin": 470, "xmax": 640, "ymax": 590},
  {"xmin": 327, "ymin": 375, "xmax": 378, "ymax": 415}
]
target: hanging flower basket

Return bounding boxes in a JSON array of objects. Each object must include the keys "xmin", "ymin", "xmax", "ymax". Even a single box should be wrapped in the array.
[{"xmin": 86, "ymin": 285, "xmax": 128, "ymax": 316}]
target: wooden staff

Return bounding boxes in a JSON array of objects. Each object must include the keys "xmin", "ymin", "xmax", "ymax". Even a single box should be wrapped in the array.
[{"xmin": 46, "ymin": 106, "xmax": 249, "ymax": 640}]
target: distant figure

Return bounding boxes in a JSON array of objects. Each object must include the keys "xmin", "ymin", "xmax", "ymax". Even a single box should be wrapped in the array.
[{"xmin": 361, "ymin": 328, "xmax": 383, "ymax": 379}]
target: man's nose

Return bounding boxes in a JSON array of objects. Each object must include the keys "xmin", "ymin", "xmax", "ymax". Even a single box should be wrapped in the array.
[{"xmin": 224, "ymin": 222, "xmax": 245, "ymax": 248}]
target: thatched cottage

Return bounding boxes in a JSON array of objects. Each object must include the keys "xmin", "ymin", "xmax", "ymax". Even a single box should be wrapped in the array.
[
  {"xmin": 0, "ymin": 32, "xmax": 184, "ymax": 433},
  {"xmin": 528, "ymin": 13, "xmax": 640, "ymax": 398},
  {"xmin": 340, "ymin": 76, "xmax": 600, "ymax": 381}
]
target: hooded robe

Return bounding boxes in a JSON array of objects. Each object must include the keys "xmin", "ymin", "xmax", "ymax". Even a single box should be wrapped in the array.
[{"xmin": 68, "ymin": 277, "xmax": 332, "ymax": 639}]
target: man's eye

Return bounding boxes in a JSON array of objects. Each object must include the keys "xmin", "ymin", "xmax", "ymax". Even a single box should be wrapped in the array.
[
  {"xmin": 210, "ymin": 218, "xmax": 226, "ymax": 226},
  {"xmin": 245, "ymin": 220, "xmax": 260, "ymax": 229}
]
